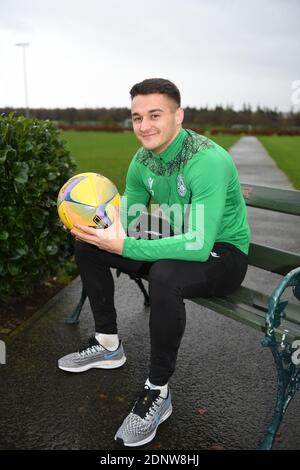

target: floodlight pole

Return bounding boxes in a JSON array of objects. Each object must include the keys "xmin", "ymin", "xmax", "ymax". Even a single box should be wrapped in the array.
[{"xmin": 15, "ymin": 42, "xmax": 30, "ymax": 118}]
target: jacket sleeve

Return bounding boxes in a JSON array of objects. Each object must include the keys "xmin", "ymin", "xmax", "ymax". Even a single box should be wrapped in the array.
[
  {"xmin": 120, "ymin": 154, "xmax": 150, "ymax": 234},
  {"xmin": 122, "ymin": 151, "xmax": 231, "ymax": 262}
]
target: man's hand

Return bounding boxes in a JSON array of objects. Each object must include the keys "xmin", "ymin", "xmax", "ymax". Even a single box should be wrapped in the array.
[{"xmin": 70, "ymin": 207, "xmax": 126, "ymax": 255}]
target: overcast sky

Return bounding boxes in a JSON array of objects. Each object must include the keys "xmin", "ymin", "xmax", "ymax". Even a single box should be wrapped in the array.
[{"xmin": 0, "ymin": 0, "xmax": 299, "ymax": 111}]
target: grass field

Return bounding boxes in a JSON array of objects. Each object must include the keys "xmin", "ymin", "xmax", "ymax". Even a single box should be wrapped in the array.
[
  {"xmin": 62, "ymin": 132, "xmax": 138, "ymax": 193},
  {"xmin": 62, "ymin": 131, "xmax": 240, "ymax": 193},
  {"xmin": 258, "ymin": 136, "xmax": 300, "ymax": 190}
]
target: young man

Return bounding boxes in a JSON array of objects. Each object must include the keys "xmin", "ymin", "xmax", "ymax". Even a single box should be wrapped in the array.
[{"xmin": 58, "ymin": 78, "xmax": 250, "ymax": 447}]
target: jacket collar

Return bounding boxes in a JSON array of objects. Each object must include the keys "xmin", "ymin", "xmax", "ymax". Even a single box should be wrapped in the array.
[{"xmin": 149, "ymin": 128, "xmax": 187, "ymax": 164}]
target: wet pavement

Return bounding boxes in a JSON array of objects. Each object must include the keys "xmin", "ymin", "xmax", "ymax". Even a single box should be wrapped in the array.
[{"xmin": 0, "ymin": 137, "xmax": 299, "ymax": 450}]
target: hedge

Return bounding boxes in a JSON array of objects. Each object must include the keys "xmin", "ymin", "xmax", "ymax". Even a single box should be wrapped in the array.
[{"xmin": 0, "ymin": 114, "xmax": 76, "ymax": 300}]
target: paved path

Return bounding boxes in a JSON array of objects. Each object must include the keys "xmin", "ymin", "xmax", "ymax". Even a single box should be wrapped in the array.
[
  {"xmin": 230, "ymin": 136, "xmax": 292, "ymax": 188},
  {"xmin": 0, "ymin": 137, "xmax": 299, "ymax": 450}
]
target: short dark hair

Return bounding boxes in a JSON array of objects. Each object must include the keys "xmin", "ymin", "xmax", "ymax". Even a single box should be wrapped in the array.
[{"xmin": 130, "ymin": 78, "xmax": 181, "ymax": 107}]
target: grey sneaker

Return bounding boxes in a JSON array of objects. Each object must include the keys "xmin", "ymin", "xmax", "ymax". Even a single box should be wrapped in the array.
[
  {"xmin": 114, "ymin": 385, "xmax": 172, "ymax": 447},
  {"xmin": 58, "ymin": 336, "xmax": 126, "ymax": 372}
]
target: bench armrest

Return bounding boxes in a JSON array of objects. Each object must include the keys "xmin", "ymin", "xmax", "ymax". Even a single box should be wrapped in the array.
[{"xmin": 264, "ymin": 266, "xmax": 300, "ymax": 340}]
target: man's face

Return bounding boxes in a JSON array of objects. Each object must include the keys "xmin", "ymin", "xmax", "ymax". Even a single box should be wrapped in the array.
[{"xmin": 131, "ymin": 93, "xmax": 184, "ymax": 154}]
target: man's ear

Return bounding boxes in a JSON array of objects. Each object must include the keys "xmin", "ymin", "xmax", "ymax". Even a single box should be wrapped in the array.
[{"xmin": 175, "ymin": 107, "xmax": 184, "ymax": 125}]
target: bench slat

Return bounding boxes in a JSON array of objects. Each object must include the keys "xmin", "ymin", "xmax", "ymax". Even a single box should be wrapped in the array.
[
  {"xmin": 241, "ymin": 183, "xmax": 300, "ymax": 216},
  {"xmin": 192, "ymin": 294, "xmax": 266, "ymax": 330},
  {"xmin": 226, "ymin": 285, "xmax": 300, "ymax": 326},
  {"xmin": 248, "ymin": 243, "xmax": 300, "ymax": 275},
  {"xmin": 192, "ymin": 295, "xmax": 300, "ymax": 343}
]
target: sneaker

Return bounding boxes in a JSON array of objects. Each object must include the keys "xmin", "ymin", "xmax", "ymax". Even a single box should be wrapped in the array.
[
  {"xmin": 58, "ymin": 336, "xmax": 126, "ymax": 372},
  {"xmin": 114, "ymin": 385, "xmax": 172, "ymax": 447}
]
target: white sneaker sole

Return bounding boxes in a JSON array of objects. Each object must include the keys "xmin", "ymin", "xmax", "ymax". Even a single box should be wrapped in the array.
[
  {"xmin": 58, "ymin": 355, "xmax": 126, "ymax": 373},
  {"xmin": 116, "ymin": 404, "xmax": 173, "ymax": 447}
]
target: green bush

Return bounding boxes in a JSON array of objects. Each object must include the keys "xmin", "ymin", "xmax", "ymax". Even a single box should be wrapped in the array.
[{"xmin": 0, "ymin": 114, "xmax": 76, "ymax": 300}]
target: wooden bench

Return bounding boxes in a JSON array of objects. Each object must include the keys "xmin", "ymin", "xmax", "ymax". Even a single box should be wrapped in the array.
[{"xmin": 66, "ymin": 182, "xmax": 300, "ymax": 450}]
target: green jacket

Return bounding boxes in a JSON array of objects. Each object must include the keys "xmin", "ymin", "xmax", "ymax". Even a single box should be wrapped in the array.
[{"xmin": 121, "ymin": 128, "xmax": 250, "ymax": 262}]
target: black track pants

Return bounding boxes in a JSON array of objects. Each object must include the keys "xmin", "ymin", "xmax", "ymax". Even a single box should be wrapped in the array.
[{"xmin": 74, "ymin": 240, "xmax": 248, "ymax": 386}]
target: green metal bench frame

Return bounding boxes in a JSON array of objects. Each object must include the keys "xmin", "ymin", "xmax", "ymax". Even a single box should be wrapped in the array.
[{"xmin": 66, "ymin": 182, "xmax": 300, "ymax": 450}]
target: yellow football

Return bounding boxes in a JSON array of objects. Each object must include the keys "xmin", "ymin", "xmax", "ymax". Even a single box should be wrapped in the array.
[{"xmin": 57, "ymin": 172, "xmax": 120, "ymax": 230}]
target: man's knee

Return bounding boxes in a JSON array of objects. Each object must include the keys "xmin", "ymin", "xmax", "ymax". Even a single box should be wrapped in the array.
[{"xmin": 148, "ymin": 260, "xmax": 179, "ymax": 288}]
